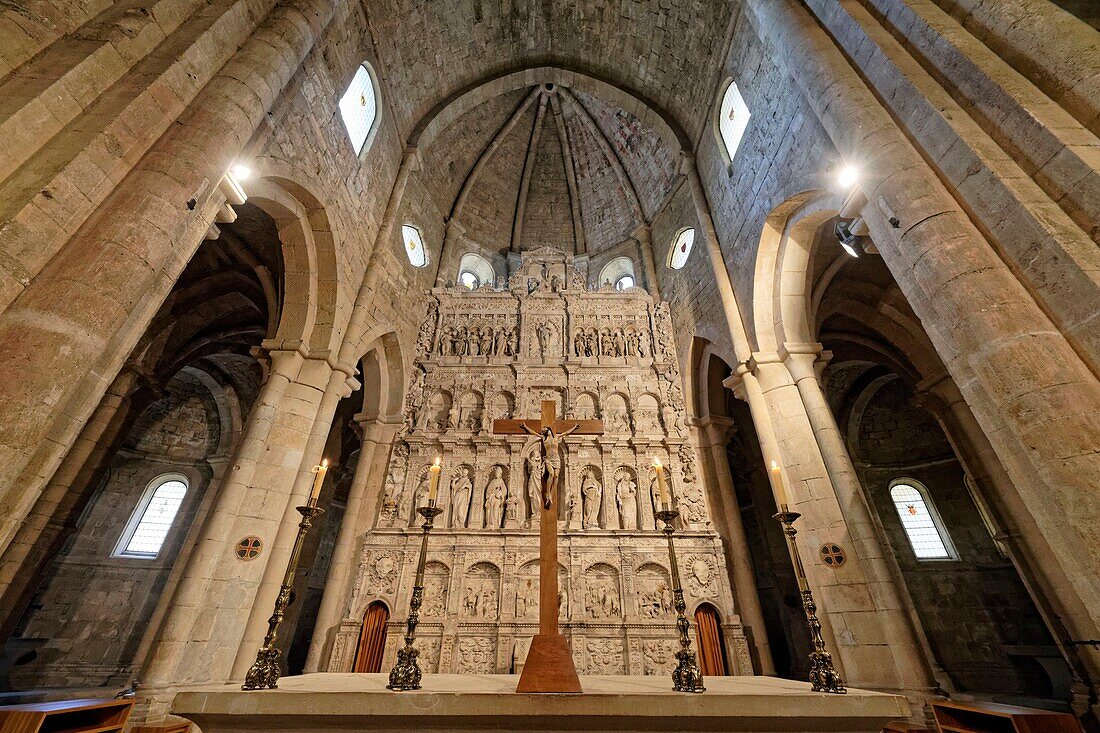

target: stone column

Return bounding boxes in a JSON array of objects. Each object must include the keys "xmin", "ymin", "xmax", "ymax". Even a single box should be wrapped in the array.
[
  {"xmin": 303, "ymin": 414, "xmax": 400, "ymax": 672},
  {"xmin": 633, "ymin": 224, "xmax": 661, "ymax": 300},
  {"xmin": 137, "ymin": 349, "xmax": 332, "ymax": 709},
  {"xmin": 695, "ymin": 416, "xmax": 776, "ymax": 675},
  {"xmin": 0, "ymin": 366, "xmax": 141, "ymax": 628},
  {"xmin": 786, "ymin": 349, "xmax": 938, "ymax": 694},
  {"xmin": 230, "ymin": 360, "xmax": 358, "ymax": 678}
]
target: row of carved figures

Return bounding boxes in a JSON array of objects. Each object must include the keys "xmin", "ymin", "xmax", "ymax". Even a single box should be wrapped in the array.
[
  {"xmin": 380, "ymin": 460, "xmax": 682, "ymax": 531},
  {"xmin": 572, "ymin": 327, "xmax": 648, "ymax": 358},
  {"xmin": 437, "ymin": 324, "xmax": 517, "ymax": 357}
]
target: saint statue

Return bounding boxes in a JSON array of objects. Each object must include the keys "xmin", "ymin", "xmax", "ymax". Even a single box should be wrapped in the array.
[
  {"xmin": 411, "ymin": 476, "xmax": 430, "ymax": 525},
  {"xmin": 616, "ymin": 473, "xmax": 638, "ymax": 530},
  {"xmin": 484, "ymin": 466, "xmax": 507, "ymax": 529},
  {"xmin": 450, "ymin": 467, "xmax": 472, "ymax": 528},
  {"xmin": 581, "ymin": 470, "xmax": 601, "ymax": 529},
  {"xmin": 526, "ymin": 454, "xmax": 543, "ymax": 525}
]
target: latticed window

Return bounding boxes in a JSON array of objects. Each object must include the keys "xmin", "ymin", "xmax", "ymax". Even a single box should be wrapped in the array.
[
  {"xmin": 115, "ymin": 475, "xmax": 188, "ymax": 558},
  {"xmin": 339, "ymin": 64, "xmax": 378, "ymax": 155},
  {"xmin": 889, "ymin": 481, "xmax": 955, "ymax": 560},
  {"xmin": 668, "ymin": 228, "xmax": 695, "ymax": 270},
  {"xmin": 717, "ymin": 81, "xmax": 750, "ymax": 162},
  {"xmin": 402, "ymin": 225, "xmax": 427, "ymax": 267}
]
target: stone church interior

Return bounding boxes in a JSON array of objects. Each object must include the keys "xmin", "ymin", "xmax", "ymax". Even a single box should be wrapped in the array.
[{"xmin": 0, "ymin": 0, "xmax": 1097, "ymax": 732}]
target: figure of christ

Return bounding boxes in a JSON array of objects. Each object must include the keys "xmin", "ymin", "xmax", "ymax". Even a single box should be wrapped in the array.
[{"xmin": 492, "ymin": 400, "xmax": 603, "ymax": 692}]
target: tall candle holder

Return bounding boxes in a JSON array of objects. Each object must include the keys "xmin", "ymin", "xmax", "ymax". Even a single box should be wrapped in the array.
[
  {"xmin": 655, "ymin": 508, "xmax": 705, "ymax": 693},
  {"xmin": 773, "ymin": 507, "xmax": 846, "ymax": 694},
  {"xmin": 242, "ymin": 500, "xmax": 325, "ymax": 690},
  {"xmin": 388, "ymin": 500, "xmax": 443, "ymax": 691}
]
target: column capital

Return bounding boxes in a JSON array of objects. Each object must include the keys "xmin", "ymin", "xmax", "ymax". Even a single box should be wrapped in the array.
[
  {"xmin": 694, "ymin": 415, "xmax": 736, "ymax": 446},
  {"xmin": 782, "ymin": 343, "xmax": 829, "ymax": 382}
]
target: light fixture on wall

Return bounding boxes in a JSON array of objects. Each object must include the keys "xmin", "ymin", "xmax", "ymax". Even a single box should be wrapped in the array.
[{"xmin": 834, "ymin": 219, "xmax": 862, "ymax": 258}]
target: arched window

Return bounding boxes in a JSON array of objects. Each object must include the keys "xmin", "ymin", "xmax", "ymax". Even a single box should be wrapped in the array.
[
  {"xmin": 668, "ymin": 228, "xmax": 695, "ymax": 270},
  {"xmin": 457, "ymin": 252, "xmax": 495, "ymax": 289},
  {"xmin": 889, "ymin": 480, "xmax": 956, "ymax": 560},
  {"xmin": 402, "ymin": 225, "xmax": 427, "ymax": 267},
  {"xmin": 339, "ymin": 63, "xmax": 379, "ymax": 155},
  {"xmin": 598, "ymin": 256, "xmax": 635, "ymax": 290},
  {"xmin": 717, "ymin": 80, "xmax": 751, "ymax": 163},
  {"xmin": 114, "ymin": 474, "xmax": 188, "ymax": 558}
]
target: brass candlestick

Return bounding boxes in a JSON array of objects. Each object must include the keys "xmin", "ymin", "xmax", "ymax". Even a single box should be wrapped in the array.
[
  {"xmin": 388, "ymin": 500, "xmax": 443, "ymax": 691},
  {"xmin": 773, "ymin": 507, "xmax": 846, "ymax": 694},
  {"xmin": 655, "ymin": 508, "xmax": 705, "ymax": 693},
  {"xmin": 242, "ymin": 500, "xmax": 325, "ymax": 690}
]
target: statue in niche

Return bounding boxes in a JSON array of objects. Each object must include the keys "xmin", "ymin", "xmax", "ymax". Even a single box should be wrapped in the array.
[
  {"xmin": 484, "ymin": 466, "xmax": 507, "ymax": 529},
  {"xmin": 614, "ymin": 329, "xmax": 626, "ymax": 357},
  {"xmin": 624, "ymin": 329, "xmax": 637, "ymax": 357},
  {"xmin": 616, "ymin": 473, "xmax": 638, "ymax": 530},
  {"xmin": 469, "ymin": 327, "xmax": 481, "ymax": 356},
  {"xmin": 494, "ymin": 326, "xmax": 508, "ymax": 356},
  {"xmin": 411, "ymin": 475, "xmax": 430, "ymax": 524},
  {"xmin": 504, "ymin": 488, "xmax": 519, "ymax": 526},
  {"xmin": 438, "ymin": 326, "xmax": 452, "ymax": 355},
  {"xmin": 525, "ymin": 454, "xmax": 543, "ymax": 526},
  {"xmin": 481, "ymin": 326, "xmax": 493, "ymax": 356},
  {"xmin": 536, "ymin": 321, "xmax": 552, "ymax": 357},
  {"xmin": 573, "ymin": 330, "xmax": 585, "ymax": 357},
  {"xmin": 455, "ymin": 326, "xmax": 469, "ymax": 356},
  {"xmin": 581, "ymin": 470, "xmax": 602, "ymax": 529},
  {"xmin": 381, "ymin": 443, "xmax": 409, "ymax": 518},
  {"xmin": 566, "ymin": 489, "xmax": 580, "ymax": 527},
  {"xmin": 585, "ymin": 329, "xmax": 597, "ymax": 356},
  {"xmin": 451, "ymin": 467, "xmax": 472, "ymax": 528}
]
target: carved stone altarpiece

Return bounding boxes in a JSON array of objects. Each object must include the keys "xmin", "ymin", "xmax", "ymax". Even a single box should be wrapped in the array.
[{"xmin": 331, "ymin": 249, "xmax": 747, "ymax": 676}]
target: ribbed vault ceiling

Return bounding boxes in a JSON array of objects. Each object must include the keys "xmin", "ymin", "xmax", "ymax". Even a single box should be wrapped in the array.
[{"xmin": 421, "ymin": 82, "xmax": 680, "ymax": 258}]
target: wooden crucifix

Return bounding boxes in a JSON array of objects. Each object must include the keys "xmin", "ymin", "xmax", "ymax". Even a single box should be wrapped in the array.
[{"xmin": 493, "ymin": 399, "xmax": 603, "ymax": 693}]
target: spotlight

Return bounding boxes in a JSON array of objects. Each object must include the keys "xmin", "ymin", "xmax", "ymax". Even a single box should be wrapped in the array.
[
  {"xmin": 837, "ymin": 164, "xmax": 858, "ymax": 189},
  {"xmin": 834, "ymin": 219, "xmax": 861, "ymax": 258},
  {"xmin": 230, "ymin": 163, "xmax": 252, "ymax": 181}
]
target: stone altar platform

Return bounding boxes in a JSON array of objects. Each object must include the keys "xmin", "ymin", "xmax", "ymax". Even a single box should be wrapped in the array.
[{"xmin": 172, "ymin": 673, "xmax": 910, "ymax": 732}]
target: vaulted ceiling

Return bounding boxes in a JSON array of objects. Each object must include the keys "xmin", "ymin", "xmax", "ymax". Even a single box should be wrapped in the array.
[
  {"xmin": 366, "ymin": 0, "xmax": 735, "ymax": 142},
  {"xmin": 417, "ymin": 82, "xmax": 681, "ymax": 258}
]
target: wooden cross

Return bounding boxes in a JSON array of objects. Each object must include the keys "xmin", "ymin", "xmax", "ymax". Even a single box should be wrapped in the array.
[{"xmin": 493, "ymin": 400, "xmax": 603, "ymax": 692}]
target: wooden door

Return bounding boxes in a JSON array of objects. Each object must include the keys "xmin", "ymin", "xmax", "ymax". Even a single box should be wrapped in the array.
[
  {"xmin": 353, "ymin": 601, "xmax": 389, "ymax": 673},
  {"xmin": 694, "ymin": 603, "xmax": 728, "ymax": 676}
]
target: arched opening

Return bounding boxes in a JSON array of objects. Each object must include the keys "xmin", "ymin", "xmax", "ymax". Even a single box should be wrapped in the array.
[
  {"xmin": 753, "ymin": 191, "xmax": 1077, "ymax": 708},
  {"xmin": 457, "ymin": 252, "xmax": 495, "ymax": 289},
  {"xmin": 694, "ymin": 602, "xmax": 728, "ymax": 676},
  {"xmin": 598, "ymin": 256, "xmax": 636, "ymax": 290},
  {"xmin": 353, "ymin": 601, "xmax": 389, "ymax": 673}
]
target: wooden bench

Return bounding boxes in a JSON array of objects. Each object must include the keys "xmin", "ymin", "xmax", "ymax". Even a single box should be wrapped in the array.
[
  {"xmin": 931, "ymin": 700, "xmax": 1082, "ymax": 733},
  {"xmin": 132, "ymin": 724, "xmax": 190, "ymax": 733},
  {"xmin": 0, "ymin": 698, "xmax": 133, "ymax": 733}
]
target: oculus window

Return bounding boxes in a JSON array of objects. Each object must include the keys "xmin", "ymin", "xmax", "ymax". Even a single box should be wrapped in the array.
[
  {"xmin": 668, "ymin": 228, "xmax": 695, "ymax": 270},
  {"xmin": 457, "ymin": 252, "xmax": 495, "ymax": 289},
  {"xmin": 717, "ymin": 81, "xmax": 751, "ymax": 163},
  {"xmin": 402, "ymin": 225, "xmax": 427, "ymax": 267},
  {"xmin": 339, "ymin": 64, "xmax": 378, "ymax": 155},
  {"xmin": 615, "ymin": 274, "xmax": 635, "ymax": 291},
  {"xmin": 115, "ymin": 474, "xmax": 188, "ymax": 558},
  {"xmin": 889, "ymin": 480, "xmax": 956, "ymax": 560}
]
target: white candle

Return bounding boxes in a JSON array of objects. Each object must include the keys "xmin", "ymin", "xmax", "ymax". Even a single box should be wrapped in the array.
[
  {"xmin": 653, "ymin": 457, "xmax": 670, "ymax": 511},
  {"xmin": 310, "ymin": 459, "xmax": 329, "ymax": 503},
  {"xmin": 428, "ymin": 456, "xmax": 442, "ymax": 503},
  {"xmin": 770, "ymin": 460, "xmax": 788, "ymax": 509}
]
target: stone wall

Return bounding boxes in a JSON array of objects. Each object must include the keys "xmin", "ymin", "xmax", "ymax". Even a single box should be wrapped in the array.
[{"xmin": 5, "ymin": 373, "xmax": 220, "ymax": 689}]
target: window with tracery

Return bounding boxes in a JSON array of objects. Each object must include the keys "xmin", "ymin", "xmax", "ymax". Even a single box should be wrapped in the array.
[
  {"xmin": 402, "ymin": 225, "xmax": 427, "ymax": 267},
  {"xmin": 668, "ymin": 228, "xmax": 695, "ymax": 270},
  {"xmin": 717, "ymin": 81, "xmax": 750, "ymax": 163},
  {"xmin": 115, "ymin": 475, "xmax": 188, "ymax": 558},
  {"xmin": 890, "ymin": 480, "xmax": 956, "ymax": 560},
  {"xmin": 339, "ymin": 63, "xmax": 378, "ymax": 155}
]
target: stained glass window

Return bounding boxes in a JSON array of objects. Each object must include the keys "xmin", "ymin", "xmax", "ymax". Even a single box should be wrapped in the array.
[
  {"xmin": 890, "ymin": 482, "xmax": 955, "ymax": 560},
  {"xmin": 116, "ymin": 476, "xmax": 188, "ymax": 558},
  {"xmin": 339, "ymin": 64, "xmax": 378, "ymax": 155},
  {"xmin": 718, "ymin": 81, "xmax": 751, "ymax": 162},
  {"xmin": 668, "ymin": 228, "xmax": 695, "ymax": 270}
]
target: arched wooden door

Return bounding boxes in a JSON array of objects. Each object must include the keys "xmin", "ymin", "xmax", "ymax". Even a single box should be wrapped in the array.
[
  {"xmin": 694, "ymin": 603, "xmax": 728, "ymax": 676},
  {"xmin": 353, "ymin": 601, "xmax": 389, "ymax": 673}
]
